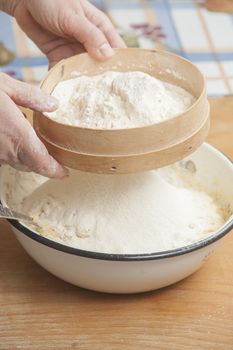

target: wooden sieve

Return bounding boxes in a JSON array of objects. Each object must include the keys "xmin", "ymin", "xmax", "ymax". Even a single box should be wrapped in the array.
[{"xmin": 34, "ymin": 49, "xmax": 209, "ymax": 174}]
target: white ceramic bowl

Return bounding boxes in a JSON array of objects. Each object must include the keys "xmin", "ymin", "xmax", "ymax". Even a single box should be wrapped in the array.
[{"xmin": 1, "ymin": 143, "xmax": 233, "ymax": 294}]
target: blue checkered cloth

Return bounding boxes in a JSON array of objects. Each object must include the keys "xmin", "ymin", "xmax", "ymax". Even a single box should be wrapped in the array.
[{"xmin": 0, "ymin": 0, "xmax": 233, "ymax": 96}]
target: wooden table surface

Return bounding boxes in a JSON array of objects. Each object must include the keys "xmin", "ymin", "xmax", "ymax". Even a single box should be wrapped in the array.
[{"xmin": 0, "ymin": 97, "xmax": 233, "ymax": 350}]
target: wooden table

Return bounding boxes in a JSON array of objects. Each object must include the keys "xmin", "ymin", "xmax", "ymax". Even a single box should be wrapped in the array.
[{"xmin": 0, "ymin": 97, "xmax": 233, "ymax": 350}]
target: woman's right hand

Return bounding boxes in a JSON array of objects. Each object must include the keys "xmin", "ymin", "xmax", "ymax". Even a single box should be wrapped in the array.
[{"xmin": 0, "ymin": 73, "xmax": 68, "ymax": 178}]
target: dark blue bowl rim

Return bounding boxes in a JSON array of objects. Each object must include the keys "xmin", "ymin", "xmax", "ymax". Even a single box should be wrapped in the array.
[{"xmin": 8, "ymin": 216, "xmax": 233, "ymax": 261}]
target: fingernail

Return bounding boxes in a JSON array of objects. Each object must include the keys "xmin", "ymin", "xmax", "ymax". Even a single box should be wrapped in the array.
[
  {"xmin": 59, "ymin": 166, "xmax": 69, "ymax": 179},
  {"xmin": 98, "ymin": 43, "xmax": 114, "ymax": 58},
  {"xmin": 51, "ymin": 158, "xmax": 69, "ymax": 179},
  {"xmin": 42, "ymin": 94, "xmax": 59, "ymax": 111}
]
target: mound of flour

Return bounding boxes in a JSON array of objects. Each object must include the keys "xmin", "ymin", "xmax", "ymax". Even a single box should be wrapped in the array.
[
  {"xmin": 3, "ymin": 166, "xmax": 224, "ymax": 254},
  {"xmin": 46, "ymin": 71, "xmax": 195, "ymax": 129}
]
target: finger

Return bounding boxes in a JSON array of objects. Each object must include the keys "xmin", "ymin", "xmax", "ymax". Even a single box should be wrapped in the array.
[
  {"xmin": 0, "ymin": 73, "xmax": 58, "ymax": 112},
  {"xmin": 15, "ymin": 7, "xmax": 86, "ymax": 63},
  {"xmin": 0, "ymin": 92, "xmax": 68, "ymax": 179},
  {"xmin": 17, "ymin": 128, "xmax": 69, "ymax": 179},
  {"xmin": 66, "ymin": 14, "xmax": 114, "ymax": 59},
  {"xmin": 48, "ymin": 41, "xmax": 85, "ymax": 69},
  {"xmin": 83, "ymin": 1, "xmax": 126, "ymax": 48}
]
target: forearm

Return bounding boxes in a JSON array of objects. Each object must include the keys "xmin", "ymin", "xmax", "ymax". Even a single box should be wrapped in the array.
[{"xmin": 0, "ymin": 0, "xmax": 19, "ymax": 15}]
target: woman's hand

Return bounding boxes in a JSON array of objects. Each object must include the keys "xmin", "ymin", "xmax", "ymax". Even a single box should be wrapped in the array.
[
  {"xmin": 7, "ymin": 0, "xmax": 126, "ymax": 66},
  {"xmin": 0, "ymin": 73, "xmax": 68, "ymax": 178},
  {"xmin": 0, "ymin": 0, "xmax": 125, "ymax": 177}
]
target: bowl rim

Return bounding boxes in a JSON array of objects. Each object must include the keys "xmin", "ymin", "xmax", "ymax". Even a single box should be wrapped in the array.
[{"xmin": 6, "ymin": 143, "xmax": 233, "ymax": 262}]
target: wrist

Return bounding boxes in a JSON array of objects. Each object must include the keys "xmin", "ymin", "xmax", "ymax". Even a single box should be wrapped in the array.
[{"xmin": 0, "ymin": 0, "xmax": 21, "ymax": 16}]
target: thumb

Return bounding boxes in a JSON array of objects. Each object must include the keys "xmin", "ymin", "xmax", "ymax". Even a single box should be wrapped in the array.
[
  {"xmin": 18, "ymin": 126, "xmax": 69, "ymax": 179},
  {"xmin": 1, "ymin": 73, "xmax": 58, "ymax": 112},
  {"xmin": 67, "ymin": 14, "xmax": 114, "ymax": 59}
]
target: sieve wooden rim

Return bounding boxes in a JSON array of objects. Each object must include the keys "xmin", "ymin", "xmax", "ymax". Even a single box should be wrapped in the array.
[
  {"xmin": 37, "ymin": 114, "xmax": 210, "ymax": 174},
  {"xmin": 34, "ymin": 48, "xmax": 208, "ymax": 157}
]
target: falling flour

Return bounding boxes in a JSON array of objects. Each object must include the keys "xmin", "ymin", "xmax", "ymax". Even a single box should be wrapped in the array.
[{"xmin": 46, "ymin": 71, "xmax": 195, "ymax": 128}]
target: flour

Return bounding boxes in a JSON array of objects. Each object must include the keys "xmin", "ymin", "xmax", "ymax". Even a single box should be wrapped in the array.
[
  {"xmin": 3, "ymin": 165, "xmax": 224, "ymax": 254},
  {"xmin": 46, "ymin": 71, "xmax": 195, "ymax": 129}
]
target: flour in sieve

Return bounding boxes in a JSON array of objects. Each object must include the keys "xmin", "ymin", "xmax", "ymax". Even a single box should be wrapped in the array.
[{"xmin": 45, "ymin": 71, "xmax": 195, "ymax": 129}]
